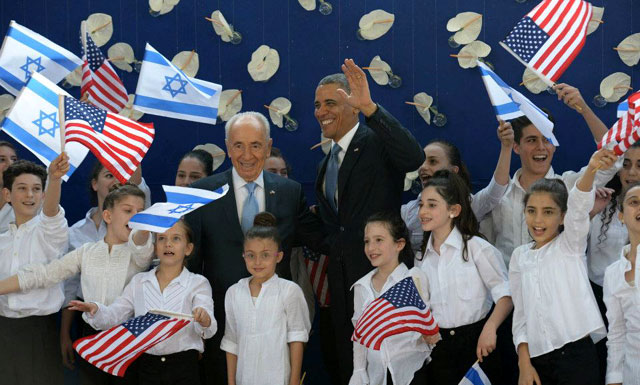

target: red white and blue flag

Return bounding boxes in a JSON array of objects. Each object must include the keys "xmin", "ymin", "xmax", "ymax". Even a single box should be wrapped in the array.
[
  {"xmin": 599, "ymin": 91, "xmax": 640, "ymax": 155},
  {"xmin": 352, "ymin": 277, "xmax": 439, "ymax": 350},
  {"xmin": 500, "ymin": 0, "xmax": 593, "ymax": 85},
  {"xmin": 64, "ymin": 95, "xmax": 154, "ymax": 183},
  {"xmin": 303, "ymin": 247, "xmax": 330, "ymax": 307},
  {"xmin": 73, "ymin": 312, "xmax": 190, "ymax": 377}
]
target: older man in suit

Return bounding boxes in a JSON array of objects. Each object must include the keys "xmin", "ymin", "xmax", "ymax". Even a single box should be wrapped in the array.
[
  {"xmin": 186, "ymin": 111, "xmax": 323, "ymax": 385},
  {"xmin": 314, "ymin": 59, "xmax": 425, "ymax": 384}
]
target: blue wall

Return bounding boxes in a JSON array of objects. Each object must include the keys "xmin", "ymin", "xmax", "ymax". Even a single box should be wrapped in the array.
[{"xmin": 0, "ymin": 0, "xmax": 638, "ymax": 224}]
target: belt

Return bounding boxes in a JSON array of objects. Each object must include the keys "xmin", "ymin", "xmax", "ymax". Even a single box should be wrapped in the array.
[
  {"xmin": 438, "ymin": 317, "xmax": 487, "ymax": 340},
  {"xmin": 139, "ymin": 349, "xmax": 199, "ymax": 364}
]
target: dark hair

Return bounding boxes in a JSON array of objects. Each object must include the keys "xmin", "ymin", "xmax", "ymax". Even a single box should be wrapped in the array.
[
  {"xmin": 618, "ymin": 181, "xmax": 640, "ymax": 213},
  {"xmin": 427, "ymin": 139, "xmax": 472, "ymax": 190},
  {"xmin": 245, "ymin": 212, "xmax": 281, "ymax": 248},
  {"xmin": 3, "ymin": 160, "xmax": 47, "ymax": 191},
  {"xmin": 103, "ymin": 183, "xmax": 146, "ymax": 211},
  {"xmin": 511, "ymin": 108, "xmax": 555, "ymax": 144},
  {"xmin": 268, "ymin": 147, "xmax": 293, "ymax": 175},
  {"xmin": 0, "ymin": 141, "xmax": 16, "ymax": 152},
  {"xmin": 179, "ymin": 149, "xmax": 214, "ymax": 176},
  {"xmin": 365, "ymin": 211, "xmax": 414, "ymax": 268},
  {"xmin": 174, "ymin": 219, "xmax": 194, "ymax": 266},
  {"xmin": 523, "ymin": 178, "xmax": 568, "ymax": 234},
  {"xmin": 88, "ymin": 161, "xmax": 106, "ymax": 207},
  {"xmin": 317, "ymin": 73, "xmax": 351, "ymax": 93},
  {"xmin": 418, "ymin": 170, "xmax": 483, "ymax": 261}
]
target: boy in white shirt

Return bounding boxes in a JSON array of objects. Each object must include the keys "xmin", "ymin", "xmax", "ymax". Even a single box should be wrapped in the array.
[{"xmin": 0, "ymin": 154, "xmax": 69, "ymax": 384}]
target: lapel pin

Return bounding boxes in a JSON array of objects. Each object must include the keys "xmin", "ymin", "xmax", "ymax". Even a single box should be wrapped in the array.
[
  {"xmin": 353, "ymin": 148, "xmax": 359, "ymax": 152},
  {"xmin": 269, "ymin": 190, "xmax": 276, "ymax": 195}
]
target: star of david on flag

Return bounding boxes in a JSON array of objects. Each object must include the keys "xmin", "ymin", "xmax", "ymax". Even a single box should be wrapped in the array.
[
  {"xmin": 133, "ymin": 43, "xmax": 222, "ymax": 124},
  {"xmin": 0, "ymin": 73, "xmax": 89, "ymax": 181},
  {"xmin": 73, "ymin": 312, "xmax": 191, "ymax": 377},
  {"xmin": 128, "ymin": 184, "xmax": 229, "ymax": 233},
  {"xmin": 0, "ymin": 20, "xmax": 82, "ymax": 95}
]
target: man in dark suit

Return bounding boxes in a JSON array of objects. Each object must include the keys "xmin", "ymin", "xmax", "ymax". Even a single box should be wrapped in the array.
[
  {"xmin": 314, "ymin": 59, "xmax": 425, "ymax": 384},
  {"xmin": 186, "ymin": 111, "xmax": 323, "ymax": 385}
]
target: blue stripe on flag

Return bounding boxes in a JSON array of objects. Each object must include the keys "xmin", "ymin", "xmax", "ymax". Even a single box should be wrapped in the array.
[
  {"xmin": 165, "ymin": 191, "xmax": 214, "ymax": 204},
  {"xmin": 26, "ymin": 76, "xmax": 59, "ymax": 106},
  {"xmin": 133, "ymin": 94, "xmax": 218, "ymax": 120},
  {"xmin": 464, "ymin": 368, "xmax": 486, "ymax": 385},
  {"xmin": 130, "ymin": 213, "xmax": 179, "ymax": 228},
  {"xmin": 7, "ymin": 26, "xmax": 79, "ymax": 71},
  {"xmin": 142, "ymin": 50, "xmax": 218, "ymax": 97},
  {"xmin": 191, "ymin": 81, "xmax": 218, "ymax": 98},
  {"xmin": 0, "ymin": 65, "xmax": 25, "ymax": 91},
  {"xmin": 2, "ymin": 118, "xmax": 76, "ymax": 174},
  {"xmin": 494, "ymin": 102, "xmax": 521, "ymax": 116},
  {"xmin": 480, "ymin": 68, "xmax": 510, "ymax": 90}
]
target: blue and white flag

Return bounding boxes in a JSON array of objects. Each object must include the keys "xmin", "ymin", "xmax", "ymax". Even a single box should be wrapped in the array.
[
  {"xmin": 133, "ymin": 44, "xmax": 222, "ymax": 125},
  {"xmin": 618, "ymin": 92, "xmax": 638, "ymax": 118},
  {"xmin": 0, "ymin": 73, "xmax": 89, "ymax": 181},
  {"xmin": 478, "ymin": 61, "xmax": 558, "ymax": 146},
  {"xmin": 458, "ymin": 362, "xmax": 491, "ymax": 385},
  {"xmin": 128, "ymin": 184, "xmax": 229, "ymax": 233},
  {"xmin": 0, "ymin": 21, "xmax": 83, "ymax": 95}
]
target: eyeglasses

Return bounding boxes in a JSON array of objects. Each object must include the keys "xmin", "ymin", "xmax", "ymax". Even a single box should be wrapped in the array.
[{"xmin": 242, "ymin": 251, "xmax": 279, "ymax": 261}]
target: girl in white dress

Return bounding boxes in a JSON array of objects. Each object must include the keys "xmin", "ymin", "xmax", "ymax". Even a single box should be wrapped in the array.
[{"xmin": 221, "ymin": 212, "xmax": 310, "ymax": 385}]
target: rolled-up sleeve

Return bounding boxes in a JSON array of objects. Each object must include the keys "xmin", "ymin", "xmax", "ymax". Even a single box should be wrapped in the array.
[
  {"xmin": 285, "ymin": 284, "xmax": 310, "ymax": 343},
  {"xmin": 474, "ymin": 243, "xmax": 510, "ymax": 303}
]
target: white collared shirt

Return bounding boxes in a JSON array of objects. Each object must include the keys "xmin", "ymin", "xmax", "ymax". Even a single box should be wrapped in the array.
[
  {"xmin": 402, "ymin": 176, "xmax": 508, "ymax": 253},
  {"xmin": 602, "ymin": 245, "xmax": 640, "ymax": 385},
  {"xmin": 17, "ymin": 229, "xmax": 154, "ymax": 306},
  {"xmin": 232, "ymin": 168, "xmax": 265, "ymax": 222},
  {"xmin": 482, "ymin": 165, "xmax": 617, "ymax": 266},
  {"xmin": 349, "ymin": 263, "xmax": 432, "ymax": 385},
  {"xmin": 416, "ymin": 227, "xmax": 510, "ymax": 328},
  {"xmin": 587, "ymin": 208, "xmax": 628, "ymax": 286},
  {"xmin": 221, "ymin": 275, "xmax": 310, "ymax": 385},
  {"xmin": 0, "ymin": 203, "xmax": 15, "ymax": 234},
  {"xmin": 509, "ymin": 186, "xmax": 606, "ymax": 358},
  {"xmin": 84, "ymin": 267, "xmax": 216, "ymax": 355},
  {"xmin": 0, "ymin": 207, "xmax": 68, "ymax": 317}
]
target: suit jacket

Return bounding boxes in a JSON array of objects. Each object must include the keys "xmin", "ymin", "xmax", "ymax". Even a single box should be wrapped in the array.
[{"xmin": 315, "ymin": 105, "xmax": 425, "ymax": 332}]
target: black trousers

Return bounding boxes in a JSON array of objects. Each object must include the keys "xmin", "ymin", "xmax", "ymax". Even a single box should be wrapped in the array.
[
  {"xmin": 590, "ymin": 280, "xmax": 608, "ymax": 385},
  {"xmin": 425, "ymin": 318, "xmax": 501, "ymax": 385},
  {"xmin": 530, "ymin": 337, "xmax": 600, "ymax": 385},
  {"xmin": 319, "ymin": 306, "xmax": 342, "ymax": 385},
  {"xmin": 386, "ymin": 362, "xmax": 428, "ymax": 385},
  {"xmin": 200, "ymin": 334, "xmax": 226, "ymax": 385},
  {"xmin": 137, "ymin": 350, "xmax": 200, "ymax": 385}
]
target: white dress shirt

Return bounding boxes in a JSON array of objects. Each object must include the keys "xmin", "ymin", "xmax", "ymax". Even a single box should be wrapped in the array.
[
  {"xmin": 587, "ymin": 208, "xmax": 628, "ymax": 286},
  {"xmin": 0, "ymin": 203, "xmax": 15, "ymax": 234},
  {"xmin": 402, "ymin": 176, "xmax": 508, "ymax": 253},
  {"xmin": 0, "ymin": 207, "xmax": 68, "ymax": 317},
  {"xmin": 509, "ymin": 186, "xmax": 606, "ymax": 358},
  {"xmin": 221, "ymin": 275, "xmax": 310, "ymax": 385},
  {"xmin": 416, "ymin": 227, "xmax": 510, "ymax": 328},
  {"xmin": 17, "ymin": 229, "xmax": 154, "ymax": 306},
  {"xmin": 349, "ymin": 263, "xmax": 432, "ymax": 385},
  {"xmin": 603, "ymin": 245, "xmax": 640, "ymax": 385},
  {"xmin": 323, "ymin": 122, "xmax": 360, "ymax": 202},
  {"xmin": 84, "ymin": 267, "xmax": 216, "ymax": 355},
  {"xmin": 482, "ymin": 165, "xmax": 617, "ymax": 266},
  {"xmin": 232, "ymin": 168, "xmax": 265, "ymax": 222}
]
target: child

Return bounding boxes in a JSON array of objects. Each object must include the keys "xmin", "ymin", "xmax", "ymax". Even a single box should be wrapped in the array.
[
  {"xmin": 221, "ymin": 212, "xmax": 310, "ymax": 385},
  {"xmin": 350, "ymin": 211, "xmax": 439, "ymax": 385},
  {"xmin": 68, "ymin": 219, "xmax": 216, "ymax": 385},
  {"xmin": 0, "ymin": 183, "xmax": 153, "ymax": 383},
  {"xmin": 416, "ymin": 170, "xmax": 512, "ymax": 385},
  {"xmin": 175, "ymin": 149, "xmax": 214, "ymax": 187},
  {"xmin": 602, "ymin": 181, "xmax": 640, "ymax": 385},
  {"xmin": 510, "ymin": 149, "xmax": 617, "ymax": 385},
  {"xmin": 0, "ymin": 140, "xmax": 18, "ymax": 232},
  {"xmin": 0, "ymin": 154, "xmax": 69, "ymax": 384}
]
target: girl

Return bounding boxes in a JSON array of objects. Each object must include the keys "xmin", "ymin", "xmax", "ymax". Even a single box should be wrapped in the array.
[
  {"xmin": 68, "ymin": 219, "xmax": 216, "ymax": 385},
  {"xmin": 602, "ymin": 181, "xmax": 640, "ymax": 385},
  {"xmin": 264, "ymin": 147, "xmax": 291, "ymax": 178},
  {"xmin": 221, "ymin": 212, "xmax": 310, "ymax": 385},
  {"xmin": 175, "ymin": 149, "xmax": 214, "ymax": 187},
  {"xmin": 350, "ymin": 211, "xmax": 439, "ymax": 385},
  {"xmin": 0, "ymin": 183, "xmax": 154, "ymax": 384},
  {"xmin": 0, "ymin": 140, "xmax": 18, "ymax": 232},
  {"xmin": 417, "ymin": 170, "xmax": 512, "ymax": 385},
  {"xmin": 511, "ymin": 149, "xmax": 617, "ymax": 385}
]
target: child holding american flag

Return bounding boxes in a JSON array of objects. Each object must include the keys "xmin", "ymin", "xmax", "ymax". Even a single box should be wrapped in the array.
[{"xmin": 350, "ymin": 211, "xmax": 440, "ymax": 385}]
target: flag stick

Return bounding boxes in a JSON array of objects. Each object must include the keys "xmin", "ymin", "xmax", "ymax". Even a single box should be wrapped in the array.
[
  {"xmin": 460, "ymin": 14, "xmax": 482, "ymax": 30},
  {"xmin": 310, "ymin": 138, "xmax": 331, "ymax": 150},
  {"xmin": 405, "ymin": 101, "xmax": 430, "ymax": 109},
  {"xmin": 449, "ymin": 54, "xmax": 475, "ymax": 59},
  {"xmin": 204, "ymin": 17, "xmax": 225, "ymax": 26},
  {"xmin": 58, "ymin": 95, "xmax": 65, "ymax": 152},
  {"xmin": 91, "ymin": 20, "xmax": 112, "ymax": 34},
  {"xmin": 149, "ymin": 309, "xmax": 194, "ymax": 320},
  {"xmin": 372, "ymin": 18, "xmax": 394, "ymax": 24},
  {"xmin": 613, "ymin": 47, "xmax": 640, "ymax": 52},
  {"xmin": 225, "ymin": 90, "xmax": 242, "ymax": 107},
  {"xmin": 300, "ymin": 372, "xmax": 307, "ymax": 385},
  {"xmin": 180, "ymin": 50, "xmax": 196, "ymax": 71}
]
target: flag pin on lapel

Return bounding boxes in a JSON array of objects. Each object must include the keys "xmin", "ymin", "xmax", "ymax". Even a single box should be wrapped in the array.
[
  {"xmin": 269, "ymin": 190, "xmax": 275, "ymax": 195},
  {"xmin": 353, "ymin": 148, "xmax": 359, "ymax": 152}
]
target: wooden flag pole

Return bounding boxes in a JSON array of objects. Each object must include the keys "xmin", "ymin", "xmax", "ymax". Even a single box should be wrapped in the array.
[
  {"xmin": 149, "ymin": 309, "xmax": 194, "ymax": 320},
  {"xmin": 300, "ymin": 372, "xmax": 307, "ymax": 385},
  {"xmin": 58, "ymin": 94, "xmax": 66, "ymax": 152},
  {"xmin": 310, "ymin": 138, "xmax": 331, "ymax": 150}
]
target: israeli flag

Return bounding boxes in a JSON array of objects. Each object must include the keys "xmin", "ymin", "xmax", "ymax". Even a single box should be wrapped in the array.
[
  {"xmin": 458, "ymin": 362, "xmax": 491, "ymax": 385},
  {"xmin": 128, "ymin": 185, "xmax": 229, "ymax": 233},
  {"xmin": 0, "ymin": 73, "xmax": 89, "ymax": 181},
  {"xmin": 0, "ymin": 21, "xmax": 82, "ymax": 95},
  {"xmin": 478, "ymin": 61, "xmax": 558, "ymax": 146},
  {"xmin": 133, "ymin": 44, "xmax": 222, "ymax": 125}
]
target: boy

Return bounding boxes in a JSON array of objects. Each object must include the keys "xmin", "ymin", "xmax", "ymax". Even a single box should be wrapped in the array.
[{"xmin": 0, "ymin": 141, "xmax": 18, "ymax": 232}]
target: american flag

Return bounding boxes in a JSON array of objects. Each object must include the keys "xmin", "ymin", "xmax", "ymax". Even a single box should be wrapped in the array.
[
  {"xmin": 81, "ymin": 29, "xmax": 128, "ymax": 113},
  {"xmin": 500, "ymin": 0, "xmax": 593, "ymax": 84},
  {"xmin": 352, "ymin": 277, "xmax": 439, "ymax": 351},
  {"xmin": 73, "ymin": 313, "xmax": 190, "ymax": 377},
  {"xmin": 599, "ymin": 91, "xmax": 640, "ymax": 155},
  {"xmin": 303, "ymin": 247, "xmax": 330, "ymax": 307},
  {"xmin": 64, "ymin": 96, "xmax": 155, "ymax": 183}
]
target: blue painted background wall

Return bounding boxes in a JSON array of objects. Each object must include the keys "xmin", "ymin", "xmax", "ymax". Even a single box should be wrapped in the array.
[{"xmin": 0, "ymin": 0, "xmax": 638, "ymax": 224}]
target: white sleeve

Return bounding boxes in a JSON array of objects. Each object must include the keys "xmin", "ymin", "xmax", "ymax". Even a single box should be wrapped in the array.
[
  {"xmin": 284, "ymin": 283, "xmax": 310, "ymax": 343},
  {"xmin": 350, "ymin": 285, "xmax": 369, "ymax": 385},
  {"xmin": 509, "ymin": 250, "xmax": 527, "ymax": 350},
  {"xmin": 191, "ymin": 276, "xmax": 217, "ymax": 339},
  {"xmin": 127, "ymin": 229, "xmax": 154, "ymax": 270},
  {"xmin": 36, "ymin": 206, "xmax": 69, "ymax": 259},
  {"xmin": 558, "ymin": 186, "xmax": 595, "ymax": 255},
  {"xmin": 220, "ymin": 287, "xmax": 239, "ymax": 355},
  {"xmin": 83, "ymin": 276, "xmax": 136, "ymax": 330},
  {"xmin": 471, "ymin": 176, "xmax": 508, "ymax": 222},
  {"xmin": 473, "ymin": 242, "xmax": 510, "ymax": 303},
  {"xmin": 17, "ymin": 247, "xmax": 83, "ymax": 291},
  {"xmin": 561, "ymin": 162, "xmax": 618, "ymax": 190},
  {"xmin": 603, "ymin": 272, "xmax": 625, "ymax": 384},
  {"xmin": 137, "ymin": 177, "xmax": 152, "ymax": 209}
]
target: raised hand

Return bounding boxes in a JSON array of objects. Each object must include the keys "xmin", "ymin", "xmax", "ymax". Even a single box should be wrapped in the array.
[
  {"xmin": 48, "ymin": 152, "xmax": 70, "ymax": 181},
  {"xmin": 497, "ymin": 119, "xmax": 515, "ymax": 149},
  {"xmin": 554, "ymin": 83, "xmax": 587, "ymax": 114},
  {"xmin": 337, "ymin": 59, "xmax": 377, "ymax": 117}
]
